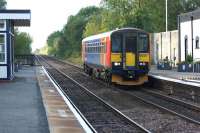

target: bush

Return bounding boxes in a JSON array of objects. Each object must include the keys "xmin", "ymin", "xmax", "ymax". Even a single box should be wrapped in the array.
[{"xmin": 185, "ymin": 54, "xmax": 193, "ymax": 64}]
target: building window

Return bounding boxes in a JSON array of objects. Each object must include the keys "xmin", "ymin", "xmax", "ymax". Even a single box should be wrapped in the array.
[
  {"xmin": 0, "ymin": 20, "xmax": 6, "ymax": 31},
  {"xmin": 0, "ymin": 33, "xmax": 6, "ymax": 64},
  {"xmin": 196, "ymin": 36, "xmax": 199, "ymax": 49}
]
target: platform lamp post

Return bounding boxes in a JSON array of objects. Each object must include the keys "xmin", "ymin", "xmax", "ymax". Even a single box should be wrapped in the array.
[
  {"xmin": 165, "ymin": 0, "xmax": 169, "ymax": 63},
  {"xmin": 166, "ymin": 0, "xmax": 168, "ymax": 34}
]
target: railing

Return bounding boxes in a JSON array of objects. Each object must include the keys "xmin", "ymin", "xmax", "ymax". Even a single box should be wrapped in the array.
[
  {"xmin": 15, "ymin": 54, "xmax": 36, "ymax": 66},
  {"xmin": 194, "ymin": 63, "xmax": 200, "ymax": 73}
]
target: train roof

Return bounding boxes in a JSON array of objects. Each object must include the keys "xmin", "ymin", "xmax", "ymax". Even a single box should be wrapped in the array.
[{"xmin": 82, "ymin": 27, "xmax": 146, "ymax": 42}]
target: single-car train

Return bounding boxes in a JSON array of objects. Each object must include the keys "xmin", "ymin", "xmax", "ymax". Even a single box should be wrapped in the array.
[{"xmin": 82, "ymin": 28, "xmax": 150, "ymax": 85}]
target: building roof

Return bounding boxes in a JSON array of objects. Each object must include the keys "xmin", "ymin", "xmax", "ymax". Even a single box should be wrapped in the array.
[
  {"xmin": 179, "ymin": 8, "xmax": 200, "ymax": 23},
  {"xmin": 0, "ymin": 10, "xmax": 31, "ymax": 26},
  {"xmin": 82, "ymin": 27, "xmax": 146, "ymax": 42}
]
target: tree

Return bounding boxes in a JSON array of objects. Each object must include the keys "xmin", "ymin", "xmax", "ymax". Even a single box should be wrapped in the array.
[
  {"xmin": 14, "ymin": 29, "xmax": 33, "ymax": 55},
  {"xmin": 47, "ymin": 31, "xmax": 62, "ymax": 55},
  {"xmin": 45, "ymin": 0, "xmax": 200, "ymax": 60}
]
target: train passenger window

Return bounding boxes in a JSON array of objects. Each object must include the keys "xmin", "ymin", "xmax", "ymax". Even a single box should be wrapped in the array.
[
  {"xmin": 101, "ymin": 46, "xmax": 102, "ymax": 53},
  {"xmin": 138, "ymin": 34, "xmax": 148, "ymax": 52},
  {"xmin": 0, "ymin": 20, "xmax": 6, "ymax": 31},
  {"xmin": 98, "ymin": 45, "xmax": 102, "ymax": 53},
  {"xmin": 112, "ymin": 34, "xmax": 122, "ymax": 52}
]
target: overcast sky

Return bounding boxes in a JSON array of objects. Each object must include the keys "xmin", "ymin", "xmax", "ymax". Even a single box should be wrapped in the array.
[{"xmin": 6, "ymin": 0, "xmax": 101, "ymax": 51}]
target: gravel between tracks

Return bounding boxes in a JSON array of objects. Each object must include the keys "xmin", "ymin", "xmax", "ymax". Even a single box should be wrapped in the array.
[
  {"xmin": 43, "ymin": 57, "xmax": 200, "ymax": 133},
  {"xmin": 46, "ymin": 68, "xmax": 146, "ymax": 133}
]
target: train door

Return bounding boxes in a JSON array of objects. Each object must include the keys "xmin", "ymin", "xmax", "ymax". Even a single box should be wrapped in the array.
[{"xmin": 124, "ymin": 33, "xmax": 137, "ymax": 69}]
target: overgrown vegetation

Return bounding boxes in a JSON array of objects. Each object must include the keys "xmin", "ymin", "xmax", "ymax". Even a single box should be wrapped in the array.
[
  {"xmin": 44, "ymin": 0, "xmax": 200, "ymax": 63},
  {"xmin": 14, "ymin": 29, "xmax": 33, "ymax": 55}
]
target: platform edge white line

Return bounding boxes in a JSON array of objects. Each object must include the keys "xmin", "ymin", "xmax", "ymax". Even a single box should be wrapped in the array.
[
  {"xmin": 42, "ymin": 66, "xmax": 93, "ymax": 133},
  {"xmin": 149, "ymin": 74, "xmax": 200, "ymax": 87}
]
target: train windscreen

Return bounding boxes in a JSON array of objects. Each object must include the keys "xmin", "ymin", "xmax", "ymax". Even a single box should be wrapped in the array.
[
  {"xmin": 125, "ymin": 34, "xmax": 137, "ymax": 52},
  {"xmin": 138, "ymin": 34, "xmax": 148, "ymax": 52},
  {"xmin": 112, "ymin": 34, "xmax": 122, "ymax": 52}
]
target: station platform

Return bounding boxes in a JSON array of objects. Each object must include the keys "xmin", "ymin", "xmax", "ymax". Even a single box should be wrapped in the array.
[
  {"xmin": 0, "ymin": 66, "xmax": 88, "ymax": 133},
  {"xmin": 149, "ymin": 65, "xmax": 200, "ymax": 86},
  {"xmin": 0, "ymin": 66, "xmax": 49, "ymax": 133}
]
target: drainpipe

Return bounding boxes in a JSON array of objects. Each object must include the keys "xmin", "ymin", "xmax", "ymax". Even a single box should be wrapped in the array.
[{"xmin": 191, "ymin": 16, "xmax": 194, "ymax": 72}]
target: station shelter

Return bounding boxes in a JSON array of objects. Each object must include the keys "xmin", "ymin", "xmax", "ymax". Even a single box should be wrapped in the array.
[{"xmin": 0, "ymin": 10, "xmax": 31, "ymax": 80}]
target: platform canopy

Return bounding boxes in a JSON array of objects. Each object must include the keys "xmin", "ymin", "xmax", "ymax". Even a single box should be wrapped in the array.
[{"xmin": 0, "ymin": 10, "xmax": 31, "ymax": 26}]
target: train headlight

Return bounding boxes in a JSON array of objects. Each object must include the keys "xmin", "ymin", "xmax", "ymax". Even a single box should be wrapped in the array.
[
  {"xmin": 114, "ymin": 62, "xmax": 121, "ymax": 66},
  {"xmin": 139, "ymin": 62, "xmax": 146, "ymax": 66}
]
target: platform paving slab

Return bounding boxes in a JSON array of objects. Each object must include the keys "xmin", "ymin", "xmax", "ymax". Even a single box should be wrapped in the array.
[
  {"xmin": 149, "ymin": 65, "xmax": 200, "ymax": 82},
  {"xmin": 0, "ymin": 66, "xmax": 49, "ymax": 133},
  {"xmin": 36, "ymin": 67, "xmax": 85, "ymax": 133}
]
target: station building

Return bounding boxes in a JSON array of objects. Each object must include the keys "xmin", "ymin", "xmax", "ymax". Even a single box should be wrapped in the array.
[
  {"xmin": 178, "ymin": 9, "xmax": 200, "ymax": 62},
  {"xmin": 151, "ymin": 9, "xmax": 200, "ymax": 65},
  {"xmin": 0, "ymin": 10, "xmax": 31, "ymax": 80}
]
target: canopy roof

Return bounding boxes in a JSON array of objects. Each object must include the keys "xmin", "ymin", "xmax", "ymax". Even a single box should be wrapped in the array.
[{"xmin": 0, "ymin": 10, "xmax": 31, "ymax": 26}]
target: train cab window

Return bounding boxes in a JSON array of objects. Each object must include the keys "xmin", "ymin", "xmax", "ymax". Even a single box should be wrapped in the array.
[
  {"xmin": 125, "ymin": 34, "xmax": 137, "ymax": 52},
  {"xmin": 112, "ymin": 34, "xmax": 122, "ymax": 52},
  {"xmin": 138, "ymin": 34, "xmax": 148, "ymax": 52}
]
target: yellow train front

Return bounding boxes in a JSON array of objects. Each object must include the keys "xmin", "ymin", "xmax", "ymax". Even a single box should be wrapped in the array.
[{"xmin": 82, "ymin": 28, "xmax": 150, "ymax": 86}]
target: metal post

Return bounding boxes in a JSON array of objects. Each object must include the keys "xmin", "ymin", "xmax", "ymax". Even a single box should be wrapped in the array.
[
  {"xmin": 191, "ymin": 16, "xmax": 194, "ymax": 73},
  {"xmin": 166, "ymin": 0, "xmax": 168, "ymax": 33},
  {"xmin": 165, "ymin": 0, "xmax": 168, "ymax": 60}
]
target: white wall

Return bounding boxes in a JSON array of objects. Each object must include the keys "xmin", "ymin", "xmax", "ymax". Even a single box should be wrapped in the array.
[
  {"xmin": 150, "ymin": 30, "xmax": 179, "ymax": 65},
  {"xmin": 0, "ymin": 66, "xmax": 7, "ymax": 78},
  {"xmin": 180, "ymin": 21, "xmax": 191, "ymax": 61},
  {"xmin": 193, "ymin": 19, "xmax": 200, "ymax": 61}
]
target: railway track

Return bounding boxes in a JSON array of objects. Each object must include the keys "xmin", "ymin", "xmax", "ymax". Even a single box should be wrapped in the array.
[
  {"xmin": 37, "ymin": 55, "xmax": 200, "ymax": 132},
  {"xmin": 46, "ymin": 56, "xmax": 200, "ymax": 125},
  {"xmin": 121, "ymin": 89, "xmax": 200, "ymax": 125},
  {"xmin": 37, "ymin": 56, "xmax": 150, "ymax": 133}
]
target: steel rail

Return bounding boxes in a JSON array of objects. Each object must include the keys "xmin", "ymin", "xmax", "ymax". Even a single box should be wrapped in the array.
[
  {"xmin": 143, "ymin": 89, "xmax": 200, "ymax": 112},
  {"xmin": 36, "ymin": 55, "xmax": 97, "ymax": 133},
  {"xmin": 40, "ymin": 55, "xmax": 200, "ymax": 126},
  {"xmin": 119, "ymin": 89, "xmax": 200, "ymax": 125},
  {"xmin": 38, "ymin": 55, "xmax": 151, "ymax": 133}
]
